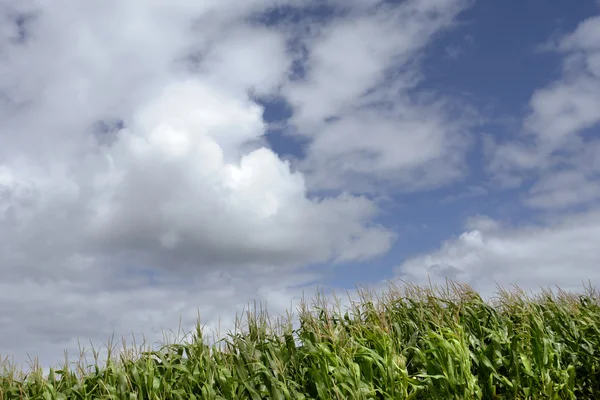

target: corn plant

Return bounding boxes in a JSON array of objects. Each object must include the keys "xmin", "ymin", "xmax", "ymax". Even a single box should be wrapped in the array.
[{"xmin": 2, "ymin": 279, "xmax": 600, "ymax": 399}]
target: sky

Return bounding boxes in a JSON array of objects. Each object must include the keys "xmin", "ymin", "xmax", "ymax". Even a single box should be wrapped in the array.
[{"xmin": 1, "ymin": 0, "xmax": 600, "ymax": 372}]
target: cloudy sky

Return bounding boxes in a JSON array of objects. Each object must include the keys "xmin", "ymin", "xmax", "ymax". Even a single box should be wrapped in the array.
[{"xmin": 2, "ymin": 0, "xmax": 600, "ymax": 371}]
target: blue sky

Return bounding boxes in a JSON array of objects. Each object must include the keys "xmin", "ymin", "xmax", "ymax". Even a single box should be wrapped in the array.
[{"xmin": 1, "ymin": 0, "xmax": 600, "ymax": 371}]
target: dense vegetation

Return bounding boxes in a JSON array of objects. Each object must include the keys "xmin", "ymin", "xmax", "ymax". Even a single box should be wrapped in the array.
[{"xmin": 2, "ymin": 280, "xmax": 600, "ymax": 399}]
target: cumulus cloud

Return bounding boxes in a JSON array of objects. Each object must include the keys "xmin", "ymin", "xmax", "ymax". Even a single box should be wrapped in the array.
[
  {"xmin": 395, "ymin": 208, "xmax": 600, "ymax": 300},
  {"xmin": 0, "ymin": 0, "xmax": 411, "ymax": 370},
  {"xmin": 74, "ymin": 79, "xmax": 394, "ymax": 270}
]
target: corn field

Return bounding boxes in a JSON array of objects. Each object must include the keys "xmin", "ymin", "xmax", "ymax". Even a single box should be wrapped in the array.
[{"xmin": 2, "ymin": 280, "xmax": 600, "ymax": 399}]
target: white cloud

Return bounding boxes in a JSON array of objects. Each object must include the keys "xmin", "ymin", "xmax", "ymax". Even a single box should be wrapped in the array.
[
  {"xmin": 524, "ymin": 169, "xmax": 600, "ymax": 209},
  {"xmin": 0, "ymin": 0, "xmax": 404, "ymax": 371},
  {"xmin": 299, "ymin": 102, "xmax": 473, "ymax": 192},
  {"xmin": 72, "ymin": 79, "xmax": 395, "ymax": 270},
  {"xmin": 395, "ymin": 208, "xmax": 600, "ymax": 300},
  {"xmin": 525, "ymin": 77, "xmax": 600, "ymax": 146},
  {"xmin": 191, "ymin": 24, "xmax": 292, "ymax": 96},
  {"xmin": 281, "ymin": 0, "xmax": 475, "ymax": 192},
  {"xmin": 487, "ymin": 15, "xmax": 600, "ymax": 209}
]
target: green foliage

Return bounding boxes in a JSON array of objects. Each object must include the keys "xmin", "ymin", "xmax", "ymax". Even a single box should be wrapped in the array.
[{"xmin": 2, "ymin": 280, "xmax": 600, "ymax": 399}]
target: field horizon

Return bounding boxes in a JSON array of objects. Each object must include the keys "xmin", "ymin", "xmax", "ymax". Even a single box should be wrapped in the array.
[{"xmin": 2, "ymin": 278, "xmax": 599, "ymax": 399}]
